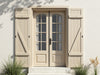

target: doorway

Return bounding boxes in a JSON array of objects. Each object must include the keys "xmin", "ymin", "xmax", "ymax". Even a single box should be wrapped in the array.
[{"xmin": 33, "ymin": 11, "xmax": 65, "ymax": 67}]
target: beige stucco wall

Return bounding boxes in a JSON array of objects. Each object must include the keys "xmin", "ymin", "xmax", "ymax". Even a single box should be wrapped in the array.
[{"xmin": 0, "ymin": 0, "xmax": 100, "ymax": 70}]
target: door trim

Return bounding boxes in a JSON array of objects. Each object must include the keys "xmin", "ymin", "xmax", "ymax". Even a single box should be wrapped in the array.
[{"xmin": 32, "ymin": 9, "xmax": 67, "ymax": 67}]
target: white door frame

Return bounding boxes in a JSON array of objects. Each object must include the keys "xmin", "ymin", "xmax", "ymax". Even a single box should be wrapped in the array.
[{"xmin": 31, "ymin": 8, "xmax": 67, "ymax": 67}]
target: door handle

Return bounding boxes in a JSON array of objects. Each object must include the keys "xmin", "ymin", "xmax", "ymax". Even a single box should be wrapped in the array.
[{"xmin": 49, "ymin": 38, "xmax": 51, "ymax": 45}]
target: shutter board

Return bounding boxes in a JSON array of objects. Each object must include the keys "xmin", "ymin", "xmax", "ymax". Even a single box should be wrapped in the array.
[
  {"xmin": 68, "ymin": 8, "xmax": 83, "ymax": 18},
  {"xmin": 15, "ymin": 8, "xmax": 31, "ymax": 67},
  {"xmin": 67, "ymin": 8, "xmax": 83, "ymax": 67},
  {"xmin": 15, "ymin": 8, "xmax": 29, "ymax": 18},
  {"xmin": 69, "ymin": 56, "xmax": 82, "ymax": 67},
  {"xmin": 16, "ymin": 56, "xmax": 29, "ymax": 67},
  {"xmin": 68, "ymin": 19, "xmax": 81, "ymax": 54},
  {"xmin": 17, "ymin": 23, "xmax": 28, "ymax": 53}
]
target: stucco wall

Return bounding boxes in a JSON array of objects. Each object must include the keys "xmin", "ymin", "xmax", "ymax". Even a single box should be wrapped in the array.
[{"xmin": 0, "ymin": 0, "xmax": 100, "ymax": 69}]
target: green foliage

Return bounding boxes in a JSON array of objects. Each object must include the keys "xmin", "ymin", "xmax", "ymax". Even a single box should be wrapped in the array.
[
  {"xmin": 74, "ymin": 66, "xmax": 88, "ymax": 75},
  {"xmin": 2, "ymin": 59, "xmax": 25, "ymax": 75},
  {"xmin": 95, "ymin": 68, "xmax": 97, "ymax": 75}
]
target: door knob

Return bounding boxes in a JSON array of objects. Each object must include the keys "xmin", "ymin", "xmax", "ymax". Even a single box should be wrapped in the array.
[{"xmin": 49, "ymin": 38, "xmax": 51, "ymax": 45}]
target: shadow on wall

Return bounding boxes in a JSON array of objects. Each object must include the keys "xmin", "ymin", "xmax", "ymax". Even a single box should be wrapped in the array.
[
  {"xmin": 0, "ymin": 0, "xmax": 55, "ymax": 60},
  {"xmin": 0, "ymin": 24, "xmax": 3, "ymax": 29},
  {"xmin": 0, "ymin": 0, "xmax": 68, "ymax": 60},
  {"xmin": 0, "ymin": 0, "xmax": 54, "ymax": 20}
]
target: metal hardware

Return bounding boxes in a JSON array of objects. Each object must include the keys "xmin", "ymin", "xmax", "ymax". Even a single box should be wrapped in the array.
[
  {"xmin": 28, "ymin": 35, "xmax": 30, "ymax": 38},
  {"xmin": 81, "ymin": 35, "xmax": 83, "ymax": 38},
  {"xmin": 49, "ymin": 38, "xmax": 51, "ymax": 45},
  {"xmin": 15, "ymin": 35, "xmax": 16, "ymax": 38}
]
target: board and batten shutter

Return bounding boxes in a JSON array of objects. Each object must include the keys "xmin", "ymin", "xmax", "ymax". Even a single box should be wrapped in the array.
[
  {"xmin": 15, "ymin": 8, "xmax": 31, "ymax": 67},
  {"xmin": 67, "ymin": 8, "xmax": 83, "ymax": 67}
]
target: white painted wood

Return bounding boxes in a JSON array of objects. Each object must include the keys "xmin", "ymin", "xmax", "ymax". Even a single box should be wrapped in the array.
[
  {"xmin": 33, "ymin": 11, "xmax": 65, "ymax": 67},
  {"xmin": 33, "ymin": 12, "xmax": 49, "ymax": 66},
  {"xmin": 15, "ymin": 8, "xmax": 29, "ymax": 18},
  {"xmin": 50, "ymin": 12, "xmax": 65, "ymax": 67},
  {"xmin": 67, "ymin": 8, "xmax": 83, "ymax": 67},
  {"xmin": 15, "ymin": 8, "xmax": 31, "ymax": 67},
  {"xmin": 15, "ymin": 7, "xmax": 83, "ymax": 68}
]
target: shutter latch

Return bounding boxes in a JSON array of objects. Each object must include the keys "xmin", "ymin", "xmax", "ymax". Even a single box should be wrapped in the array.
[
  {"xmin": 81, "ymin": 35, "xmax": 83, "ymax": 38},
  {"xmin": 15, "ymin": 35, "xmax": 16, "ymax": 38},
  {"xmin": 28, "ymin": 35, "xmax": 30, "ymax": 38}
]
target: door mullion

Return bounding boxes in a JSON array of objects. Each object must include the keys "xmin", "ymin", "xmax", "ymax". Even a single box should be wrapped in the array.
[
  {"xmin": 49, "ymin": 12, "xmax": 53, "ymax": 67},
  {"xmin": 48, "ymin": 11, "xmax": 51, "ymax": 67}
]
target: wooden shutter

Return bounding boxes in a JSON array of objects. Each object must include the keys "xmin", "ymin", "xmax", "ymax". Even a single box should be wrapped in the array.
[
  {"xmin": 15, "ymin": 8, "xmax": 31, "ymax": 67},
  {"xmin": 67, "ymin": 8, "xmax": 83, "ymax": 67}
]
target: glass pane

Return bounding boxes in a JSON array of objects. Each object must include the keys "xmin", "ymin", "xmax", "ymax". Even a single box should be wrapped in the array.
[
  {"xmin": 52, "ymin": 24, "xmax": 56, "ymax": 32},
  {"xmin": 59, "ymin": 33, "xmax": 62, "ymax": 41},
  {"xmin": 42, "ymin": 42, "xmax": 46, "ymax": 50},
  {"xmin": 52, "ymin": 33, "xmax": 56, "ymax": 41},
  {"xmin": 52, "ymin": 42, "xmax": 56, "ymax": 50},
  {"xmin": 52, "ymin": 14, "xmax": 56, "ymax": 22},
  {"xmin": 39, "ymin": 33, "xmax": 41, "ymax": 41},
  {"xmin": 39, "ymin": 24, "xmax": 41, "ymax": 32},
  {"xmin": 42, "ymin": 33, "xmax": 46, "ymax": 41},
  {"xmin": 57, "ymin": 43, "xmax": 62, "ymax": 51},
  {"xmin": 57, "ymin": 24, "xmax": 62, "ymax": 32},
  {"xmin": 36, "ymin": 15, "xmax": 41, "ymax": 22},
  {"xmin": 36, "ymin": 42, "xmax": 41, "ymax": 50},
  {"xmin": 59, "ymin": 24, "xmax": 62, "ymax": 32},
  {"xmin": 59, "ymin": 43, "xmax": 62, "ymax": 50},
  {"xmin": 56, "ymin": 33, "xmax": 59, "ymax": 41},
  {"xmin": 57, "ymin": 33, "xmax": 62, "ymax": 41},
  {"xmin": 42, "ymin": 24, "xmax": 46, "ymax": 32},
  {"xmin": 36, "ymin": 33, "xmax": 41, "ymax": 41},
  {"xmin": 42, "ymin": 14, "xmax": 46, "ymax": 22},
  {"xmin": 36, "ymin": 24, "xmax": 41, "ymax": 32},
  {"xmin": 57, "ymin": 15, "xmax": 62, "ymax": 23},
  {"xmin": 57, "ymin": 24, "xmax": 59, "ymax": 32}
]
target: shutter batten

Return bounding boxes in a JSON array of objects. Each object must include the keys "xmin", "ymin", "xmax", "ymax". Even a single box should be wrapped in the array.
[
  {"xmin": 67, "ymin": 8, "xmax": 83, "ymax": 67},
  {"xmin": 68, "ymin": 8, "xmax": 83, "ymax": 18}
]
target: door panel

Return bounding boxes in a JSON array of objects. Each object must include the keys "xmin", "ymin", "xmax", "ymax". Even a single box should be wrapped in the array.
[
  {"xmin": 33, "ymin": 12, "xmax": 65, "ymax": 67},
  {"xmin": 34, "ymin": 12, "xmax": 49, "ymax": 66},
  {"xmin": 50, "ymin": 12, "xmax": 65, "ymax": 66}
]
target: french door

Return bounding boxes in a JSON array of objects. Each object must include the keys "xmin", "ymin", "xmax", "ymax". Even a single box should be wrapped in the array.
[{"xmin": 33, "ymin": 12, "xmax": 65, "ymax": 67}]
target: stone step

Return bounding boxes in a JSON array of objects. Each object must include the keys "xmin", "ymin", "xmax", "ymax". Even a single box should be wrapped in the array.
[
  {"xmin": 28, "ymin": 73, "xmax": 72, "ymax": 75},
  {"xmin": 29, "ymin": 67, "xmax": 71, "ymax": 73}
]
